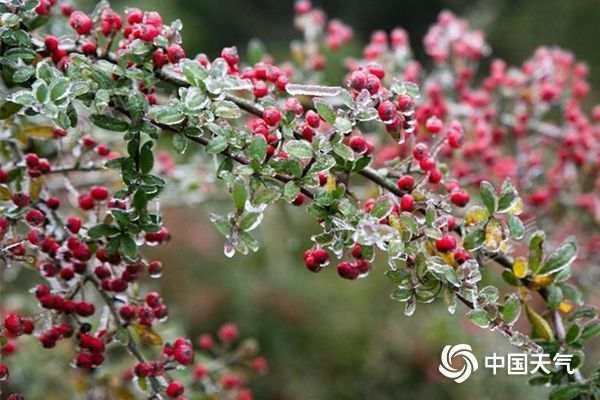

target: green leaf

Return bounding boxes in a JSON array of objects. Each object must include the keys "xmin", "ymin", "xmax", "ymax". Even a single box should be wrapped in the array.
[
  {"xmin": 507, "ymin": 214, "xmax": 525, "ymax": 239},
  {"xmin": 139, "ymin": 141, "xmax": 154, "ymax": 174},
  {"xmin": 371, "ymin": 197, "xmax": 392, "ymax": 219},
  {"xmin": 480, "ymin": 181, "xmax": 497, "ymax": 214},
  {"xmin": 181, "ymin": 59, "xmax": 208, "ymax": 86},
  {"xmin": 463, "ymin": 228, "xmax": 485, "ymax": 251},
  {"xmin": 314, "ymin": 99, "xmax": 336, "ymax": 124},
  {"xmin": 497, "ymin": 180, "xmax": 518, "ymax": 212},
  {"xmin": 127, "ymin": 93, "xmax": 148, "ymax": 121},
  {"xmin": 581, "ymin": 321, "xmax": 600, "ymax": 340},
  {"xmin": 238, "ymin": 212, "xmax": 262, "ymax": 232},
  {"xmin": 284, "ymin": 140, "xmax": 313, "ymax": 160},
  {"xmin": 246, "ymin": 39, "xmax": 265, "ymax": 65},
  {"xmin": 172, "ymin": 133, "xmax": 189, "ymax": 154},
  {"xmin": 151, "ymin": 105, "xmax": 186, "ymax": 125},
  {"xmin": 501, "ymin": 294, "xmax": 521, "ymax": 325},
  {"xmin": 538, "ymin": 240, "xmax": 577, "ymax": 276},
  {"xmin": 206, "ymin": 135, "xmax": 228, "ymax": 154},
  {"xmin": 283, "ymin": 181, "xmax": 300, "ymax": 202},
  {"xmin": 247, "ymin": 135, "xmax": 267, "ymax": 163},
  {"xmin": 546, "ymin": 285, "xmax": 563, "ymax": 309},
  {"xmin": 12, "ymin": 66, "xmax": 34, "ymax": 83},
  {"xmin": 467, "ymin": 309, "xmax": 490, "ymax": 328},
  {"xmin": 119, "ymin": 234, "xmax": 137, "ymax": 259},
  {"xmin": 528, "ymin": 231, "xmax": 545, "ymax": 274},
  {"xmin": 525, "ymin": 305, "xmax": 555, "ymax": 341},
  {"xmin": 549, "ymin": 385, "xmax": 584, "ymax": 400},
  {"xmin": 49, "ymin": 77, "xmax": 70, "ymax": 103},
  {"xmin": 566, "ymin": 323, "xmax": 582, "ymax": 344},
  {"xmin": 333, "ymin": 143, "xmax": 355, "ymax": 161},
  {"xmin": 232, "ymin": 179, "xmax": 247, "ymax": 213},
  {"xmin": 91, "ymin": 114, "xmax": 130, "ymax": 132},
  {"xmin": 0, "ymin": 101, "xmax": 22, "ymax": 119},
  {"xmin": 214, "ymin": 100, "xmax": 241, "ymax": 119},
  {"xmin": 88, "ymin": 224, "xmax": 120, "ymax": 239}
]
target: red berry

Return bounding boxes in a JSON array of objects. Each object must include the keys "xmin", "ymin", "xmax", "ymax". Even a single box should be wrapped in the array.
[
  {"xmin": 166, "ymin": 380, "xmax": 185, "ymax": 398},
  {"xmin": 349, "ymin": 135, "xmax": 369, "ymax": 154},
  {"xmin": 173, "ymin": 341, "xmax": 194, "ymax": 365},
  {"xmin": 313, "ymin": 248, "xmax": 329, "ymax": 264},
  {"xmin": 221, "ymin": 47, "xmax": 240, "ymax": 66},
  {"xmin": 167, "ymin": 44, "xmax": 185, "ymax": 64},
  {"xmin": 435, "ymin": 235, "xmax": 457, "ymax": 252},
  {"xmin": 337, "ymin": 261, "xmax": 359, "ymax": 280},
  {"xmin": 262, "ymin": 107, "xmax": 282, "ymax": 127},
  {"xmin": 69, "ymin": 11, "xmax": 93, "ymax": 35},
  {"xmin": 349, "ymin": 70, "xmax": 367, "ymax": 91},
  {"xmin": 44, "ymin": 35, "xmax": 59, "ymax": 51},
  {"xmin": 127, "ymin": 8, "xmax": 143, "ymax": 24},
  {"xmin": 198, "ymin": 334, "xmax": 214, "ymax": 350},
  {"xmin": 46, "ymin": 196, "xmax": 60, "ymax": 209},
  {"xmin": 425, "ymin": 116, "xmax": 443, "ymax": 134},
  {"xmin": 0, "ymin": 363, "xmax": 9, "ymax": 381},
  {"xmin": 78, "ymin": 194, "xmax": 95, "ymax": 210},
  {"xmin": 218, "ymin": 323, "xmax": 239, "ymax": 344},
  {"xmin": 351, "ymin": 244, "xmax": 362, "ymax": 259},
  {"xmin": 400, "ymin": 194, "xmax": 415, "ymax": 212},
  {"xmin": 412, "ymin": 143, "xmax": 429, "ymax": 160},
  {"xmin": 81, "ymin": 41, "xmax": 97, "ymax": 55},
  {"xmin": 76, "ymin": 302, "xmax": 95, "ymax": 317},
  {"xmin": 25, "ymin": 209, "xmax": 45, "ymax": 226},
  {"xmin": 145, "ymin": 292, "xmax": 161, "ymax": 308},
  {"xmin": 396, "ymin": 175, "xmax": 415, "ymax": 191},
  {"xmin": 12, "ymin": 193, "xmax": 30, "ymax": 208},
  {"xmin": 377, "ymin": 100, "xmax": 396, "ymax": 122},
  {"xmin": 450, "ymin": 190, "xmax": 470, "ymax": 207},
  {"xmin": 428, "ymin": 169, "xmax": 442, "ymax": 184},
  {"xmin": 293, "ymin": 193, "xmax": 305, "ymax": 206},
  {"xmin": 66, "ymin": 216, "xmax": 82, "ymax": 233},
  {"xmin": 25, "ymin": 153, "xmax": 39, "ymax": 169},
  {"xmin": 305, "ymin": 110, "xmax": 321, "ymax": 128},
  {"xmin": 0, "ymin": 168, "xmax": 8, "ymax": 183},
  {"xmin": 60, "ymin": 3, "xmax": 73, "ymax": 16},
  {"xmin": 119, "ymin": 305, "xmax": 137, "ymax": 321},
  {"xmin": 90, "ymin": 186, "xmax": 109, "ymax": 201}
]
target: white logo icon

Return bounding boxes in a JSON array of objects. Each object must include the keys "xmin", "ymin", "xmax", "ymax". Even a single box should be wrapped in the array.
[{"xmin": 439, "ymin": 344, "xmax": 479, "ymax": 383}]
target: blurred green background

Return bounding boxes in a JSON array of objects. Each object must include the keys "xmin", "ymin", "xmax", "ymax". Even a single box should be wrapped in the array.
[{"xmin": 7, "ymin": 0, "xmax": 600, "ymax": 398}]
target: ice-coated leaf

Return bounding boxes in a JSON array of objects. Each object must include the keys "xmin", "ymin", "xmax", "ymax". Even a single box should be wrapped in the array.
[
  {"xmin": 480, "ymin": 181, "xmax": 498, "ymax": 214},
  {"xmin": 286, "ymin": 84, "xmax": 343, "ymax": 97},
  {"xmin": 501, "ymin": 294, "xmax": 521, "ymax": 325},
  {"xmin": 283, "ymin": 140, "xmax": 313, "ymax": 160},
  {"xmin": 314, "ymin": 98, "xmax": 336, "ymax": 124},
  {"xmin": 507, "ymin": 214, "xmax": 525, "ymax": 239},
  {"xmin": 467, "ymin": 309, "xmax": 490, "ymax": 328},
  {"xmin": 528, "ymin": 230, "xmax": 545, "ymax": 274},
  {"xmin": 91, "ymin": 114, "xmax": 130, "ymax": 132},
  {"xmin": 214, "ymin": 100, "xmax": 241, "ymax": 119},
  {"xmin": 150, "ymin": 105, "xmax": 186, "ymax": 126},
  {"xmin": 181, "ymin": 59, "xmax": 208, "ymax": 86},
  {"xmin": 538, "ymin": 240, "xmax": 577, "ymax": 276}
]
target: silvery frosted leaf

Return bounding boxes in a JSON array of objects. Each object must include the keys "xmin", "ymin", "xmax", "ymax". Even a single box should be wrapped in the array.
[
  {"xmin": 404, "ymin": 295, "xmax": 417, "ymax": 316},
  {"xmin": 354, "ymin": 218, "xmax": 398, "ymax": 249},
  {"xmin": 286, "ymin": 83, "xmax": 343, "ymax": 97},
  {"xmin": 205, "ymin": 78, "xmax": 224, "ymax": 95},
  {"xmin": 356, "ymin": 107, "xmax": 378, "ymax": 122},
  {"xmin": 224, "ymin": 238, "xmax": 236, "ymax": 258},
  {"xmin": 210, "ymin": 58, "xmax": 228, "ymax": 78},
  {"xmin": 354, "ymin": 89, "xmax": 374, "ymax": 109},
  {"xmin": 224, "ymin": 77, "xmax": 253, "ymax": 91}
]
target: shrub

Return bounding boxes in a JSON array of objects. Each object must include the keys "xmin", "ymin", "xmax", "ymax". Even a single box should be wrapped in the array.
[{"xmin": 0, "ymin": 0, "xmax": 598, "ymax": 398}]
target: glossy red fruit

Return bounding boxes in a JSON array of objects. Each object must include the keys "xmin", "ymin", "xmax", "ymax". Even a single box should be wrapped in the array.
[
  {"xmin": 400, "ymin": 194, "xmax": 415, "ymax": 212},
  {"xmin": 396, "ymin": 175, "xmax": 415, "ymax": 191},
  {"xmin": 218, "ymin": 323, "xmax": 239, "ymax": 344},
  {"xmin": 69, "ymin": 11, "xmax": 93, "ymax": 35},
  {"xmin": 166, "ymin": 380, "xmax": 185, "ymax": 398},
  {"xmin": 262, "ymin": 107, "xmax": 282, "ymax": 127},
  {"xmin": 167, "ymin": 44, "xmax": 185, "ymax": 64},
  {"xmin": 450, "ymin": 190, "xmax": 470, "ymax": 207},
  {"xmin": 337, "ymin": 262, "xmax": 359, "ymax": 280},
  {"xmin": 90, "ymin": 186, "xmax": 109, "ymax": 201},
  {"xmin": 435, "ymin": 235, "xmax": 457, "ymax": 252}
]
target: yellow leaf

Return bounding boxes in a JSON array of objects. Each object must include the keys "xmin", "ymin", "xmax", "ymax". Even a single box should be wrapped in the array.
[
  {"xmin": 326, "ymin": 175, "xmax": 336, "ymax": 194},
  {"xmin": 29, "ymin": 176, "xmax": 43, "ymax": 200},
  {"xmin": 484, "ymin": 218, "xmax": 504, "ymax": 251},
  {"xmin": 525, "ymin": 304, "xmax": 555, "ymax": 342},
  {"xmin": 16, "ymin": 125, "xmax": 55, "ymax": 144},
  {"xmin": 507, "ymin": 197, "xmax": 524, "ymax": 216},
  {"xmin": 0, "ymin": 184, "xmax": 11, "ymax": 201},
  {"xmin": 512, "ymin": 257, "xmax": 529, "ymax": 279},
  {"xmin": 530, "ymin": 274, "xmax": 554, "ymax": 289},
  {"xmin": 464, "ymin": 206, "xmax": 489, "ymax": 225},
  {"xmin": 132, "ymin": 324, "xmax": 163, "ymax": 346}
]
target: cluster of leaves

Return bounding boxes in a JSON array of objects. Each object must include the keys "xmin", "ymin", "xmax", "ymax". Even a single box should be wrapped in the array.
[{"xmin": 0, "ymin": 1, "xmax": 598, "ymax": 399}]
